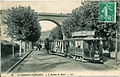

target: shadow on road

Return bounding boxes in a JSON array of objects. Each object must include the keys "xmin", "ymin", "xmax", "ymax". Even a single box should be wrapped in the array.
[
  {"xmin": 41, "ymin": 61, "xmax": 70, "ymax": 71},
  {"xmin": 36, "ymin": 57, "xmax": 58, "ymax": 61},
  {"xmin": 15, "ymin": 61, "xmax": 70, "ymax": 72}
]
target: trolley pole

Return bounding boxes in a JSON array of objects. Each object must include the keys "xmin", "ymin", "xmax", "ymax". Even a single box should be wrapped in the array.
[{"xmin": 115, "ymin": 30, "xmax": 118, "ymax": 65}]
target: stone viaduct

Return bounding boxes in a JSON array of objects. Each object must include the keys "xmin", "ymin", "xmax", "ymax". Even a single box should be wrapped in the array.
[{"xmin": 0, "ymin": 10, "xmax": 70, "ymax": 38}]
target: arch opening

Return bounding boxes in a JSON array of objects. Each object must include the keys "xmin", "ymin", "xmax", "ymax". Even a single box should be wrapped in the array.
[
  {"xmin": 38, "ymin": 19, "xmax": 61, "ymax": 32},
  {"xmin": 38, "ymin": 19, "xmax": 63, "ymax": 41}
]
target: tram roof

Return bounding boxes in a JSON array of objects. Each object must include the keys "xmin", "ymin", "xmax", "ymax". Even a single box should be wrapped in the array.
[
  {"xmin": 68, "ymin": 37, "xmax": 104, "ymax": 41},
  {"xmin": 51, "ymin": 37, "xmax": 104, "ymax": 42}
]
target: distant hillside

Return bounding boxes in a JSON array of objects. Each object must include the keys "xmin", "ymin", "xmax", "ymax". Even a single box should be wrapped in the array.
[{"xmin": 40, "ymin": 30, "xmax": 51, "ymax": 41}]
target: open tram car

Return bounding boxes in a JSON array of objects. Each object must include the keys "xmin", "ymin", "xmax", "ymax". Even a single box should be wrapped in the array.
[{"xmin": 49, "ymin": 38, "xmax": 103, "ymax": 63}]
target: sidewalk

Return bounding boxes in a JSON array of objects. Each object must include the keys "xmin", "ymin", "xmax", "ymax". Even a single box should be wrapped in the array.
[
  {"xmin": 104, "ymin": 52, "xmax": 120, "ymax": 70},
  {"xmin": 104, "ymin": 59, "xmax": 120, "ymax": 70}
]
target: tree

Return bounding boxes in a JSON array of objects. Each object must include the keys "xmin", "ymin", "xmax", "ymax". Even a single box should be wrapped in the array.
[
  {"xmin": 4, "ymin": 6, "xmax": 41, "ymax": 56},
  {"xmin": 63, "ymin": 1, "xmax": 120, "ymax": 39},
  {"xmin": 62, "ymin": 1, "xmax": 120, "ymax": 55},
  {"xmin": 63, "ymin": 2, "xmax": 98, "ymax": 38},
  {"xmin": 49, "ymin": 26, "xmax": 63, "ymax": 40}
]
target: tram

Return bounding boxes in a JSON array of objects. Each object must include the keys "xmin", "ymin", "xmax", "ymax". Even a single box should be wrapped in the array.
[
  {"xmin": 49, "ymin": 37, "xmax": 103, "ymax": 63},
  {"xmin": 49, "ymin": 40, "xmax": 68, "ymax": 56},
  {"xmin": 68, "ymin": 37, "xmax": 103, "ymax": 63}
]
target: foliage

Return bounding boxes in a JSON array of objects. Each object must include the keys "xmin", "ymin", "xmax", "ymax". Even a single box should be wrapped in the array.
[
  {"xmin": 63, "ymin": 1, "xmax": 120, "ymax": 39},
  {"xmin": 4, "ymin": 6, "xmax": 41, "ymax": 42},
  {"xmin": 49, "ymin": 26, "xmax": 63, "ymax": 40}
]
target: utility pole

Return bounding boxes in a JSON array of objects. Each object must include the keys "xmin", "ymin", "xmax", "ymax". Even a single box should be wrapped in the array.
[{"xmin": 115, "ymin": 30, "xmax": 118, "ymax": 65}]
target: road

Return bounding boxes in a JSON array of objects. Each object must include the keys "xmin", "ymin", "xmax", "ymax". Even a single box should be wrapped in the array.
[{"xmin": 11, "ymin": 49, "xmax": 115, "ymax": 73}]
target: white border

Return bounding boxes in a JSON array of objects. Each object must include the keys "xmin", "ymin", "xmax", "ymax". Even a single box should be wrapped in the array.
[{"xmin": 0, "ymin": 0, "xmax": 81, "ymax": 1}]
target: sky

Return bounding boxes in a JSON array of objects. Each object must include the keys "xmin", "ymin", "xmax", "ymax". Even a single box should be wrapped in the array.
[
  {"xmin": 39, "ymin": 21, "xmax": 57, "ymax": 31},
  {"xmin": 1, "ymin": 1, "xmax": 82, "ymax": 31}
]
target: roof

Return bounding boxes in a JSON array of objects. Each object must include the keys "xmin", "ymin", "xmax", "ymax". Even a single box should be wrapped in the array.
[{"xmin": 68, "ymin": 37, "xmax": 104, "ymax": 41}]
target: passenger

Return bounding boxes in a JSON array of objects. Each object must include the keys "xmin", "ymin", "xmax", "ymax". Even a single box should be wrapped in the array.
[
  {"xmin": 65, "ymin": 45, "xmax": 68, "ymax": 57},
  {"xmin": 78, "ymin": 45, "xmax": 80, "ymax": 48}
]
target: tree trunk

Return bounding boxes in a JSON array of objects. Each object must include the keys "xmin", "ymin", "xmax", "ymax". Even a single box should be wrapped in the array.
[
  {"xmin": 23, "ymin": 42, "xmax": 26, "ymax": 54},
  {"xmin": 26, "ymin": 42, "xmax": 29, "ymax": 52},
  {"xmin": 29, "ymin": 42, "xmax": 30, "ymax": 51},
  {"xmin": 19, "ymin": 40, "xmax": 22, "ymax": 57},
  {"xmin": 31, "ymin": 42, "xmax": 33, "ymax": 49},
  {"xmin": 28, "ymin": 42, "xmax": 29, "ymax": 51},
  {"xmin": 12, "ymin": 42, "xmax": 15, "ymax": 59},
  {"xmin": 25, "ymin": 42, "xmax": 27, "ymax": 52},
  {"xmin": 11, "ymin": 39, "xmax": 15, "ymax": 59},
  {"xmin": 29, "ymin": 42, "xmax": 32, "ymax": 51}
]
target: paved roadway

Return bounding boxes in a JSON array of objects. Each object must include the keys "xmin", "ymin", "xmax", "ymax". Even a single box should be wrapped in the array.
[{"xmin": 11, "ymin": 49, "xmax": 115, "ymax": 73}]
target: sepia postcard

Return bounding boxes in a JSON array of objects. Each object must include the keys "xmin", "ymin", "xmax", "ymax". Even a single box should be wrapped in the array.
[{"xmin": 0, "ymin": 0, "xmax": 120, "ymax": 77}]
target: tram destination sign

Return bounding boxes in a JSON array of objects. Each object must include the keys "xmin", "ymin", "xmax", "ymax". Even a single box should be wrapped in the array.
[{"xmin": 72, "ymin": 31, "xmax": 95, "ymax": 37}]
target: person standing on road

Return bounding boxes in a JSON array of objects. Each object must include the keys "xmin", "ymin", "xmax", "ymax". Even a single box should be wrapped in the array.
[
  {"xmin": 38, "ymin": 44, "xmax": 42, "ymax": 51},
  {"xmin": 39, "ymin": 44, "xmax": 42, "ymax": 51},
  {"xmin": 45, "ymin": 38, "xmax": 50, "ymax": 54},
  {"xmin": 36, "ymin": 42, "xmax": 41, "ymax": 51}
]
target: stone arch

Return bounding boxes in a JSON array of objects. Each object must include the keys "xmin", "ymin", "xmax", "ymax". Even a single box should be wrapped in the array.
[
  {"xmin": 38, "ymin": 19, "xmax": 64, "ymax": 40},
  {"xmin": 38, "ymin": 19, "xmax": 61, "ymax": 27}
]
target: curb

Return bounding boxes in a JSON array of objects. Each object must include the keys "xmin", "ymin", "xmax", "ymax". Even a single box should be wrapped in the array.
[{"xmin": 5, "ymin": 50, "xmax": 33, "ymax": 73}]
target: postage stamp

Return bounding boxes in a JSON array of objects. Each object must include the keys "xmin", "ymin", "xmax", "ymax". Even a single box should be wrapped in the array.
[
  {"xmin": 98, "ymin": 2, "xmax": 116, "ymax": 22},
  {"xmin": 0, "ymin": 0, "xmax": 120, "ymax": 77}
]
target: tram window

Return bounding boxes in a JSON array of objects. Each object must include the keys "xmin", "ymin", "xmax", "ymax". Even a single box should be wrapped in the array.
[
  {"xmin": 83, "ymin": 41, "xmax": 89, "ymax": 49},
  {"xmin": 69, "ymin": 41, "xmax": 74, "ymax": 47}
]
